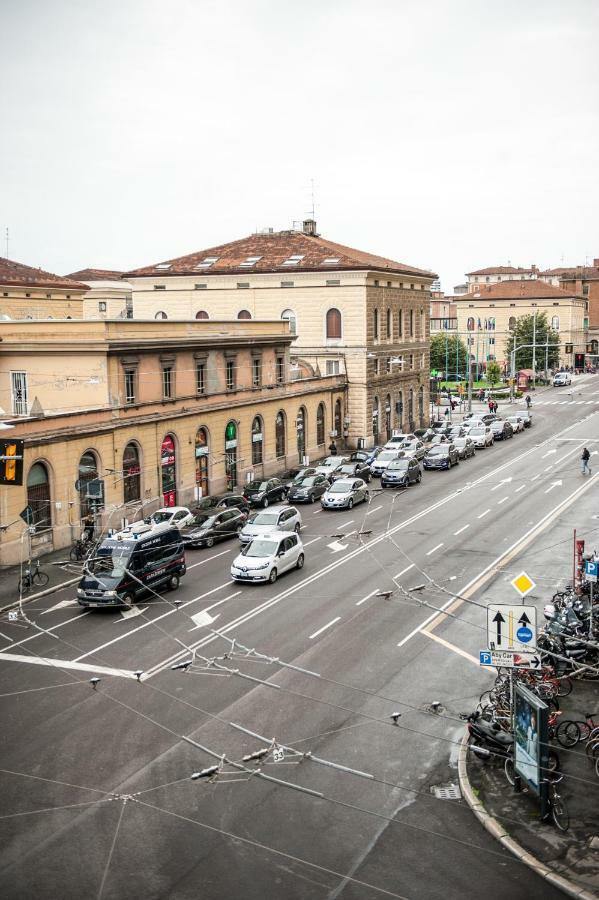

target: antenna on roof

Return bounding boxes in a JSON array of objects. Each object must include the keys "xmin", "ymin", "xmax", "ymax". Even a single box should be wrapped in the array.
[
  {"xmin": 5, "ymin": 227, "xmax": 9, "ymax": 260},
  {"xmin": 310, "ymin": 177, "xmax": 316, "ymax": 220}
]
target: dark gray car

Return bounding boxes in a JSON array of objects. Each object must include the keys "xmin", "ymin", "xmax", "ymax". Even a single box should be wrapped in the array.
[
  {"xmin": 329, "ymin": 460, "xmax": 372, "ymax": 483},
  {"xmin": 381, "ymin": 457, "xmax": 422, "ymax": 488},
  {"xmin": 286, "ymin": 474, "xmax": 330, "ymax": 503},
  {"xmin": 181, "ymin": 508, "xmax": 247, "ymax": 548}
]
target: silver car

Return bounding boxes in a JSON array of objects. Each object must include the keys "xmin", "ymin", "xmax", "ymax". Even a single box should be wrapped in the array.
[
  {"xmin": 370, "ymin": 448, "xmax": 402, "ymax": 476},
  {"xmin": 321, "ymin": 478, "xmax": 369, "ymax": 510},
  {"xmin": 399, "ymin": 439, "xmax": 426, "ymax": 461},
  {"xmin": 506, "ymin": 415, "xmax": 525, "ymax": 433},
  {"xmin": 315, "ymin": 455, "xmax": 350, "ymax": 477},
  {"xmin": 239, "ymin": 506, "xmax": 302, "ymax": 544},
  {"xmin": 469, "ymin": 425, "xmax": 494, "ymax": 448}
]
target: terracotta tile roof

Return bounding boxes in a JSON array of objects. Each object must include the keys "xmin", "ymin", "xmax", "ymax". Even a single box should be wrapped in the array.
[
  {"xmin": 455, "ymin": 281, "xmax": 583, "ymax": 301},
  {"xmin": 466, "ymin": 265, "xmax": 535, "ymax": 276},
  {"xmin": 541, "ymin": 266, "xmax": 599, "ymax": 280},
  {"xmin": 0, "ymin": 257, "xmax": 88, "ymax": 291},
  {"xmin": 66, "ymin": 268, "xmax": 125, "ymax": 282},
  {"xmin": 125, "ymin": 230, "xmax": 436, "ymax": 279}
]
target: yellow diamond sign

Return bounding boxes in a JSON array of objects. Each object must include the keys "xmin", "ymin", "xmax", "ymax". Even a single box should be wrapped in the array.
[{"xmin": 511, "ymin": 571, "xmax": 536, "ymax": 598}]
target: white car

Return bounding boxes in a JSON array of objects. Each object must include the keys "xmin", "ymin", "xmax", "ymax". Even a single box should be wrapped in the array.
[
  {"xmin": 321, "ymin": 478, "xmax": 369, "ymax": 509},
  {"xmin": 384, "ymin": 433, "xmax": 415, "ymax": 450},
  {"xmin": 231, "ymin": 531, "xmax": 304, "ymax": 583},
  {"xmin": 239, "ymin": 506, "xmax": 302, "ymax": 544},
  {"xmin": 371, "ymin": 448, "xmax": 403, "ymax": 476},
  {"xmin": 315, "ymin": 455, "xmax": 349, "ymax": 476},
  {"xmin": 469, "ymin": 426, "xmax": 494, "ymax": 448},
  {"xmin": 553, "ymin": 372, "xmax": 572, "ymax": 386},
  {"xmin": 506, "ymin": 415, "xmax": 525, "ymax": 433},
  {"xmin": 147, "ymin": 507, "xmax": 194, "ymax": 530}
]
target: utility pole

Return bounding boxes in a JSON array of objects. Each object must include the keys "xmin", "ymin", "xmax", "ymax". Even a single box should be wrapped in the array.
[
  {"xmin": 532, "ymin": 310, "xmax": 537, "ymax": 388},
  {"xmin": 467, "ymin": 338, "xmax": 473, "ymax": 413}
]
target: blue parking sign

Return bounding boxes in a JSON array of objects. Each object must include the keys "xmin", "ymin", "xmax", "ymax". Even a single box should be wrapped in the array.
[
  {"xmin": 585, "ymin": 560, "xmax": 599, "ymax": 583},
  {"xmin": 479, "ymin": 651, "xmax": 492, "ymax": 666}
]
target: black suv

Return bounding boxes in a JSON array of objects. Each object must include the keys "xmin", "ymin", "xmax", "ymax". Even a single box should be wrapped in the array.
[
  {"xmin": 490, "ymin": 419, "xmax": 514, "ymax": 441},
  {"xmin": 423, "ymin": 444, "xmax": 460, "ymax": 470},
  {"xmin": 381, "ymin": 457, "xmax": 422, "ymax": 488},
  {"xmin": 329, "ymin": 460, "xmax": 372, "ymax": 483},
  {"xmin": 181, "ymin": 508, "xmax": 247, "ymax": 548},
  {"xmin": 243, "ymin": 477, "xmax": 287, "ymax": 508},
  {"xmin": 197, "ymin": 494, "xmax": 250, "ymax": 515},
  {"xmin": 286, "ymin": 474, "xmax": 330, "ymax": 503}
]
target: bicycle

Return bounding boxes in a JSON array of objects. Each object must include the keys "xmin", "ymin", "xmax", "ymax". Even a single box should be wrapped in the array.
[
  {"xmin": 556, "ymin": 711, "xmax": 599, "ymax": 748},
  {"xmin": 17, "ymin": 558, "xmax": 50, "ymax": 595},
  {"xmin": 69, "ymin": 536, "xmax": 96, "ymax": 561},
  {"xmin": 542, "ymin": 774, "xmax": 569, "ymax": 831}
]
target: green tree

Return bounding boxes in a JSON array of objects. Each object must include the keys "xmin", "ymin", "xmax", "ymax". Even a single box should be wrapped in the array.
[
  {"xmin": 505, "ymin": 312, "xmax": 560, "ymax": 372},
  {"xmin": 430, "ymin": 332, "xmax": 469, "ymax": 378},
  {"xmin": 486, "ymin": 361, "xmax": 501, "ymax": 386}
]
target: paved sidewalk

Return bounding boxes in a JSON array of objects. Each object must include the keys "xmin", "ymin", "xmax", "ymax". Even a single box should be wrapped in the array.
[
  {"xmin": 0, "ymin": 544, "xmax": 82, "ymax": 611},
  {"xmin": 460, "ymin": 679, "xmax": 599, "ymax": 899}
]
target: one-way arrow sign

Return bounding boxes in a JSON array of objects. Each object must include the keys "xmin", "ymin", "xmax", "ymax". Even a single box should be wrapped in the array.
[{"xmin": 487, "ymin": 604, "xmax": 537, "ymax": 651}]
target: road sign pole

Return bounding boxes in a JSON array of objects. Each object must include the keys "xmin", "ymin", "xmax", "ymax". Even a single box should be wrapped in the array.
[{"xmin": 591, "ymin": 580, "xmax": 594, "ymax": 640}]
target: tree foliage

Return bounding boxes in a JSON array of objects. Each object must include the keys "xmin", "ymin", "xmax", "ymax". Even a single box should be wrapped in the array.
[
  {"xmin": 486, "ymin": 361, "xmax": 501, "ymax": 386},
  {"xmin": 430, "ymin": 332, "xmax": 469, "ymax": 377},
  {"xmin": 505, "ymin": 312, "xmax": 560, "ymax": 372}
]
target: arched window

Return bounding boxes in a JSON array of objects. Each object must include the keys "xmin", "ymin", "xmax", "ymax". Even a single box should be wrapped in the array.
[
  {"xmin": 334, "ymin": 399, "xmax": 342, "ymax": 437},
  {"xmin": 373, "ymin": 309, "xmax": 379, "ymax": 340},
  {"xmin": 155, "ymin": 311, "xmax": 168, "ymax": 320},
  {"xmin": 398, "ymin": 309, "xmax": 403, "ymax": 337},
  {"xmin": 195, "ymin": 428, "xmax": 209, "ymax": 497},
  {"xmin": 281, "ymin": 309, "xmax": 297, "ymax": 335},
  {"xmin": 237, "ymin": 309, "xmax": 252, "ymax": 320},
  {"xmin": 385, "ymin": 394, "xmax": 391, "ymax": 437},
  {"xmin": 467, "ymin": 317, "xmax": 475, "ymax": 331},
  {"xmin": 372, "ymin": 396, "xmax": 379, "ymax": 437},
  {"xmin": 78, "ymin": 450, "xmax": 102, "ymax": 518},
  {"xmin": 409, "ymin": 309, "xmax": 414, "ymax": 336},
  {"xmin": 408, "ymin": 388, "xmax": 414, "ymax": 429},
  {"xmin": 195, "ymin": 310, "xmax": 209, "ymax": 320},
  {"xmin": 275, "ymin": 411, "xmax": 286, "ymax": 458},
  {"xmin": 326, "ymin": 308, "xmax": 342, "ymax": 339},
  {"xmin": 123, "ymin": 443, "xmax": 141, "ymax": 505},
  {"xmin": 27, "ymin": 462, "xmax": 51, "ymax": 529},
  {"xmin": 224, "ymin": 421, "xmax": 238, "ymax": 490},
  {"xmin": 386, "ymin": 308, "xmax": 392, "ymax": 338},
  {"xmin": 296, "ymin": 407, "xmax": 306, "ymax": 462},
  {"xmin": 161, "ymin": 434, "xmax": 177, "ymax": 507},
  {"xmin": 251, "ymin": 416, "xmax": 263, "ymax": 466},
  {"xmin": 508, "ymin": 316, "xmax": 516, "ymax": 330},
  {"xmin": 316, "ymin": 403, "xmax": 325, "ymax": 445},
  {"xmin": 418, "ymin": 386, "xmax": 424, "ymax": 424},
  {"xmin": 398, "ymin": 390, "xmax": 404, "ymax": 427},
  {"xmin": 551, "ymin": 316, "xmax": 560, "ymax": 331}
]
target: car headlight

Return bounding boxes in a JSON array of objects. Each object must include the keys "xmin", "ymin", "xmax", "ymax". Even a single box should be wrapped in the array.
[
  {"xmin": 77, "ymin": 588, "xmax": 85, "ymax": 596},
  {"xmin": 105, "ymin": 590, "xmax": 117, "ymax": 597},
  {"xmin": 254, "ymin": 562, "xmax": 270, "ymax": 570}
]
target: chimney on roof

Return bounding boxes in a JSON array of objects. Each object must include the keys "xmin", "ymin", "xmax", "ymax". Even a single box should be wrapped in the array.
[
  {"xmin": 594, "ymin": 258, "xmax": 599, "ymax": 268},
  {"xmin": 303, "ymin": 219, "xmax": 317, "ymax": 237}
]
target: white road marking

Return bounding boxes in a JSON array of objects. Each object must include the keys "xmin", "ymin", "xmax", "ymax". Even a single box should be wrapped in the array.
[
  {"xmin": 491, "ymin": 477, "xmax": 512, "ymax": 492},
  {"xmin": 189, "ymin": 610, "xmax": 223, "ymax": 631},
  {"xmin": 541, "ymin": 449, "xmax": 557, "ymax": 458},
  {"xmin": 312, "ymin": 509, "xmax": 322, "ymax": 514},
  {"xmin": 477, "ymin": 509, "xmax": 490, "ymax": 519},
  {"xmin": 0, "ymin": 653, "xmax": 136, "ymax": 679},
  {"xmin": 395, "ymin": 564, "xmax": 415, "ymax": 578},
  {"xmin": 531, "ymin": 474, "xmax": 541, "ymax": 481},
  {"xmin": 545, "ymin": 480, "xmax": 563, "ymax": 494},
  {"xmin": 544, "ymin": 465, "xmax": 554, "ymax": 472},
  {"xmin": 327, "ymin": 540, "xmax": 348, "ymax": 552},
  {"xmin": 356, "ymin": 588, "xmax": 379, "ymax": 606},
  {"xmin": 0, "ymin": 609, "xmax": 91, "ymax": 651},
  {"xmin": 41, "ymin": 599, "xmax": 78, "ymax": 615},
  {"xmin": 453, "ymin": 524, "xmax": 470, "ymax": 536},
  {"xmin": 426, "ymin": 543, "xmax": 444, "ymax": 556},
  {"xmin": 366, "ymin": 505, "xmax": 382, "ymax": 515},
  {"xmin": 421, "ymin": 631, "xmax": 479, "ymax": 665},
  {"xmin": 118, "ymin": 606, "xmax": 148, "ymax": 622},
  {"xmin": 514, "ymin": 485, "xmax": 526, "ymax": 493},
  {"xmin": 309, "ymin": 617, "xmax": 341, "ymax": 639},
  {"xmin": 338, "ymin": 519, "xmax": 354, "ymax": 528},
  {"xmin": 303, "ymin": 537, "xmax": 322, "ymax": 547},
  {"xmin": 497, "ymin": 497, "xmax": 509, "ymax": 505},
  {"xmin": 187, "ymin": 548, "xmax": 234, "ymax": 570}
]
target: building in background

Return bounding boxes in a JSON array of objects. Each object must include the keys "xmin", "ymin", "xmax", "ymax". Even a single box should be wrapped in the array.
[
  {"xmin": 0, "ymin": 318, "xmax": 346, "ymax": 565},
  {"xmin": 124, "ymin": 221, "xmax": 436, "ymax": 443},
  {"xmin": 539, "ymin": 260, "xmax": 599, "ymax": 336},
  {"xmin": 66, "ymin": 268, "xmax": 134, "ymax": 319},
  {"xmin": 465, "ymin": 265, "xmax": 539, "ymax": 293},
  {"xmin": 430, "ymin": 293, "xmax": 458, "ymax": 333},
  {"xmin": 0, "ymin": 257, "xmax": 87, "ymax": 319}
]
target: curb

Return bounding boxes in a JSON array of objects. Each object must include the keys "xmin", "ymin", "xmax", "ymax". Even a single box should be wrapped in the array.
[
  {"xmin": 457, "ymin": 732, "xmax": 598, "ymax": 900},
  {"xmin": 0, "ymin": 577, "xmax": 80, "ymax": 615}
]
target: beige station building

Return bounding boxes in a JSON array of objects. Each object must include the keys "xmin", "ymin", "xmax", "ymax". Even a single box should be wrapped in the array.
[
  {"xmin": 0, "ymin": 257, "xmax": 88, "ymax": 319},
  {"xmin": 0, "ymin": 318, "xmax": 346, "ymax": 565},
  {"xmin": 124, "ymin": 222, "xmax": 436, "ymax": 446}
]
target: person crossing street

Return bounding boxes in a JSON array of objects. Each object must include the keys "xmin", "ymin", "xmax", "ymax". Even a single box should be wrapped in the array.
[{"xmin": 581, "ymin": 447, "xmax": 591, "ymax": 476}]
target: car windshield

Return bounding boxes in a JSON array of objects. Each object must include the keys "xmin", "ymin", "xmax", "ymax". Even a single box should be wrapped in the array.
[
  {"xmin": 428, "ymin": 446, "xmax": 448, "ymax": 455},
  {"xmin": 249, "ymin": 511, "xmax": 279, "ymax": 526},
  {"xmin": 247, "ymin": 480, "xmax": 268, "ymax": 491},
  {"xmin": 189, "ymin": 514, "xmax": 215, "ymax": 527},
  {"xmin": 298, "ymin": 477, "xmax": 317, "ymax": 487},
  {"xmin": 453, "ymin": 438, "xmax": 466, "ymax": 446},
  {"xmin": 388, "ymin": 460, "xmax": 409, "ymax": 470},
  {"xmin": 470, "ymin": 428, "xmax": 485, "ymax": 435},
  {"xmin": 91, "ymin": 543, "xmax": 132, "ymax": 578},
  {"xmin": 377, "ymin": 451, "xmax": 397, "ymax": 462},
  {"xmin": 152, "ymin": 511, "xmax": 172, "ymax": 523},
  {"xmin": 337, "ymin": 465, "xmax": 355, "ymax": 475},
  {"xmin": 242, "ymin": 540, "xmax": 278, "ymax": 557},
  {"xmin": 328, "ymin": 481, "xmax": 351, "ymax": 493},
  {"xmin": 321, "ymin": 458, "xmax": 339, "ymax": 468}
]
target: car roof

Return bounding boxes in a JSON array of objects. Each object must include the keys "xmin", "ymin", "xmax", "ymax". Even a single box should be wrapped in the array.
[{"xmin": 154, "ymin": 506, "xmax": 188, "ymax": 514}]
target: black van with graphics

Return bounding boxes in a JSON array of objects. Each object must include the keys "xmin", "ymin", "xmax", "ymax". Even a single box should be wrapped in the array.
[{"xmin": 77, "ymin": 525, "xmax": 185, "ymax": 608}]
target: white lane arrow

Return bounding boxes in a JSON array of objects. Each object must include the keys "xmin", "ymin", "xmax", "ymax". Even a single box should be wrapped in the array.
[
  {"xmin": 491, "ymin": 477, "xmax": 513, "ymax": 492},
  {"xmin": 118, "ymin": 605, "xmax": 148, "ymax": 621},
  {"xmin": 541, "ymin": 449, "xmax": 557, "ymax": 459},
  {"xmin": 189, "ymin": 610, "xmax": 221, "ymax": 631},
  {"xmin": 41, "ymin": 599, "xmax": 79, "ymax": 615},
  {"xmin": 327, "ymin": 540, "xmax": 348, "ymax": 553},
  {"xmin": 544, "ymin": 480, "xmax": 563, "ymax": 494},
  {"xmin": 592, "ymin": 451, "xmax": 599, "ymax": 456}
]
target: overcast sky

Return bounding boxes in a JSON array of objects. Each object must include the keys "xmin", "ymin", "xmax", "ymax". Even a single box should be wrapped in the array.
[{"xmin": 2, "ymin": 0, "xmax": 598, "ymax": 291}]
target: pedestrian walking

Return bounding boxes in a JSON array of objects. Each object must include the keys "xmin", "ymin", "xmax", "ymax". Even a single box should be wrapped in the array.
[
  {"xmin": 444, "ymin": 407, "xmax": 450, "ymax": 419},
  {"xmin": 328, "ymin": 440, "xmax": 338, "ymax": 456},
  {"xmin": 493, "ymin": 400, "xmax": 498, "ymax": 414},
  {"xmin": 525, "ymin": 394, "xmax": 532, "ymax": 409},
  {"xmin": 581, "ymin": 447, "xmax": 591, "ymax": 476}
]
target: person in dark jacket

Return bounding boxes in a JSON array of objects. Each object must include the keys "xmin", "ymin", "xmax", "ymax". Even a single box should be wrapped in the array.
[
  {"xmin": 328, "ymin": 440, "xmax": 338, "ymax": 456},
  {"xmin": 581, "ymin": 447, "xmax": 591, "ymax": 476}
]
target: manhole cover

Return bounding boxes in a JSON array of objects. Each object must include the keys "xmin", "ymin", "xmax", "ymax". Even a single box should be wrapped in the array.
[{"xmin": 430, "ymin": 782, "xmax": 462, "ymax": 800}]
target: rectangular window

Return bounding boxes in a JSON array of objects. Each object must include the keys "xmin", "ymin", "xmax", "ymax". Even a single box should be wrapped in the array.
[
  {"xmin": 409, "ymin": 354, "xmax": 414, "ymax": 370},
  {"xmin": 98, "ymin": 301, "xmax": 107, "ymax": 312},
  {"xmin": 162, "ymin": 366, "xmax": 173, "ymax": 399},
  {"xmin": 11, "ymin": 371, "xmax": 28, "ymax": 415},
  {"xmin": 196, "ymin": 363, "xmax": 205, "ymax": 395},
  {"xmin": 326, "ymin": 279, "xmax": 340, "ymax": 286},
  {"xmin": 276, "ymin": 356, "xmax": 285, "ymax": 384},
  {"xmin": 154, "ymin": 285, "xmax": 166, "ymax": 291},
  {"xmin": 326, "ymin": 360, "xmax": 340, "ymax": 375},
  {"xmin": 373, "ymin": 358, "xmax": 380, "ymax": 375},
  {"xmin": 237, "ymin": 282, "xmax": 250, "ymax": 289},
  {"xmin": 409, "ymin": 309, "xmax": 414, "ymax": 336},
  {"xmin": 374, "ymin": 279, "xmax": 379, "ymax": 287},
  {"xmin": 385, "ymin": 357, "xmax": 392, "ymax": 374},
  {"xmin": 195, "ymin": 283, "xmax": 207, "ymax": 290},
  {"xmin": 281, "ymin": 281, "xmax": 294, "ymax": 288},
  {"xmin": 125, "ymin": 297, "xmax": 133, "ymax": 318},
  {"xmin": 489, "ymin": 337, "xmax": 495, "ymax": 345},
  {"xmin": 124, "ymin": 369, "xmax": 136, "ymax": 405},
  {"xmin": 252, "ymin": 356, "xmax": 262, "ymax": 387},
  {"xmin": 226, "ymin": 360, "xmax": 235, "ymax": 391},
  {"xmin": 420, "ymin": 353, "xmax": 425, "ymax": 369}
]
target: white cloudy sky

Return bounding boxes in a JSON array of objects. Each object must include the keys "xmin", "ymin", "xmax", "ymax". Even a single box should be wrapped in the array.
[{"xmin": 2, "ymin": 0, "xmax": 598, "ymax": 290}]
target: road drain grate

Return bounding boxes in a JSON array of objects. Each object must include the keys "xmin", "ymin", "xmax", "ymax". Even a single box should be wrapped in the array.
[{"xmin": 430, "ymin": 782, "xmax": 462, "ymax": 800}]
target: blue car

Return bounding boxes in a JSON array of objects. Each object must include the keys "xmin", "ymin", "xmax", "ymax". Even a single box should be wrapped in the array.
[{"xmin": 350, "ymin": 446, "xmax": 383, "ymax": 466}]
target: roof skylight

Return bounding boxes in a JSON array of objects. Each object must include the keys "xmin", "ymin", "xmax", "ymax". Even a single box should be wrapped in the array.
[
  {"xmin": 239, "ymin": 256, "xmax": 262, "ymax": 267},
  {"xmin": 323, "ymin": 258, "xmax": 340, "ymax": 264},
  {"xmin": 282, "ymin": 254, "xmax": 305, "ymax": 266},
  {"xmin": 195, "ymin": 257, "xmax": 220, "ymax": 269},
  {"xmin": 156, "ymin": 263, "xmax": 171, "ymax": 269}
]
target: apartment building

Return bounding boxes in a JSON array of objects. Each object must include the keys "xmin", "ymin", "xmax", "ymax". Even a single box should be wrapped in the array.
[
  {"xmin": 67, "ymin": 268, "xmax": 134, "ymax": 319},
  {"xmin": 465, "ymin": 265, "xmax": 539, "ymax": 293},
  {"xmin": 0, "ymin": 257, "xmax": 87, "ymax": 319}
]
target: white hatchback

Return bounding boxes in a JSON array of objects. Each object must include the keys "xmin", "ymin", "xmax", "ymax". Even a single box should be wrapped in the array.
[
  {"xmin": 315, "ymin": 455, "xmax": 349, "ymax": 476},
  {"xmin": 506, "ymin": 415, "xmax": 525, "ymax": 433},
  {"xmin": 231, "ymin": 531, "xmax": 304, "ymax": 584},
  {"xmin": 238, "ymin": 506, "xmax": 302, "ymax": 544},
  {"xmin": 147, "ymin": 507, "xmax": 194, "ymax": 530}
]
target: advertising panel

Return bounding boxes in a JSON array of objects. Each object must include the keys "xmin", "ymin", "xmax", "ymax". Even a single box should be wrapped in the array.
[{"xmin": 513, "ymin": 682, "xmax": 549, "ymax": 798}]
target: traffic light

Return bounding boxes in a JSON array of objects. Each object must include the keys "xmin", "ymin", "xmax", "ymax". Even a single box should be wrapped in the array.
[
  {"xmin": 0, "ymin": 439, "xmax": 24, "ymax": 486},
  {"xmin": 565, "ymin": 343, "xmax": 573, "ymax": 354}
]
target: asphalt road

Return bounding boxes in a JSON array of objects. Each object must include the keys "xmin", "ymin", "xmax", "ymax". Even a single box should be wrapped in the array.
[{"xmin": 2, "ymin": 376, "xmax": 599, "ymax": 900}]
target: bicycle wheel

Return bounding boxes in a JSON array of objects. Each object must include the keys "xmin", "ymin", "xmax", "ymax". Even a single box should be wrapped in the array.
[
  {"xmin": 69, "ymin": 546, "xmax": 82, "ymax": 561},
  {"xmin": 595, "ymin": 755, "xmax": 599, "ymax": 779},
  {"xmin": 551, "ymin": 797, "xmax": 570, "ymax": 832},
  {"xmin": 504, "ymin": 756, "xmax": 515, "ymax": 786},
  {"xmin": 585, "ymin": 731, "xmax": 599, "ymax": 760},
  {"xmin": 556, "ymin": 677, "xmax": 573, "ymax": 697},
  {"xmin": 17, "ymin": 577, "xmax": 30, "ymax": 595},
  {"xmin": 556, "ymin": 720, "xmax": 581, "ymax": 748},
  {"xmin": 33, "ymin": 571, "xmax": 49, "ymax": 587}
]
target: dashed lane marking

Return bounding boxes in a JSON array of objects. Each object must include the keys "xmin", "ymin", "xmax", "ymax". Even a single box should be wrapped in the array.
[
  {"xmin": 309, "ymin": 617, "xmax": 341, "ymax": 639},
  {"xmin": 453, "ymin": 524, "xmax": 470, "ymax": 536},
  {"xmin": 477, "ymin": 509, "xmax": 490, "ymax": 519},
  {"xmin": 426, "ymin": 543, "xmax": 444, "ymax": 556},
  {"xmin": 366, "ymin": 505, "xmax": 382, "ymax": 515},
  {"xmin": 188, "ymin": 548, "xmax": 234, "ymax": 570},
  {"xmin": 420, "ymin": 631, "xmax": 479, "ymax": 665},
  {"xmin": 356, "ymin": 588, "xmax": 379, "ymax": 606},
  {"xmin": 514, "ymin": 485, "xmax": 526, "ymax": 493},
  {"xmin": 395, "ymin": 564, "xmax": 415, "ymax": 578},
  {"xmin": 497, "ymin": 496, "xmax": 509, "ymax": 505}
]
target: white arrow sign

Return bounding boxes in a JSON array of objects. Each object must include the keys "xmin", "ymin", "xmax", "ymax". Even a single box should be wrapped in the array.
[
  {"xmin": 189, "ymin": 610, "xmax": 221, "ymax": 631},
  {"xmin": 327, "ymin": 540, "xmax": 348, "ymax": 553},
  {"xmin": 488, "ymin": 603, "xmax": 537, "ymax": 651},
  {"xmin": 41, "ymin": 599, "xmax": 79, "ymax": 615},
  {"xmin": 119, "ymin": 605, "xmax": 148, "ymax": 621},
  {"xmin": 545, "ymin": 480, "xmax": 562, "ymax": 494},
  {"xmin": 491, "ymin": 477, "xmax": 513, "ymax": 492}
]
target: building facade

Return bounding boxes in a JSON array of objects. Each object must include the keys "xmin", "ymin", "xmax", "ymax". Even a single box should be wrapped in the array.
[
  {"xmin": 0, "ymin": 319, "xmax": 346, "ymax": 565},
  {"xmin": 539, "ymin": 260, "xmax": 599, "ymax": 331},
  {"xmin": 0, "ymin": 257, "xmax": 87, "ymax": 320},
  {"xmin": 124, "ymin": 223, "xmax": 436, "ymax": 444},
  {"xmin": 465, "ymin": 265, "xmax": 539, "ymax": 293},
  {"xmin": 67, "ymin": 268, "xmax": 134, "ymax": 320}
]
